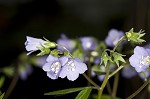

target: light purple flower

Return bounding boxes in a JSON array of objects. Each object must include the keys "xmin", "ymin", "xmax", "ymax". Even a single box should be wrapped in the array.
[
  {"xmin": 121, "ymin": 66, "xmax": 137, "ymax": 78},
  {"xmin": 129, "ymin": 46, "xmax": 150, "ymax": 72},
  {"xmin": 105, "ymin": 29, "xmax": 124, "ymax": 47},
  {"xmin": 59, "ymin": 58, "xmax": 87, "ymax": 81},
  {"xmin": 34, "ymin": 55, "xmax": 47, "ymax": 67},
  {"xmin": 80, "ymin": 37, "xmax": 96, "ymax": 51},
  {"xmin": 25, "ymin": 36, "xmax": 45, "ymax": 55},
  {"xmin": 98, "ymin": 75, "xmax": 105, "ymax": 81},
  {"xmin": 57, "ymin": 34, "xmax": 76, "ymax": 52},
  {"xmin": 94, "ymin": 57, "xmax": 101, "ymax": 65},
  {"xmin": 42, "ymin": 55, "xmax": 68, "ymax": 79},
  {"xmin": 19, "ymin": 64, "xmax": 33, "ymax": 80}
]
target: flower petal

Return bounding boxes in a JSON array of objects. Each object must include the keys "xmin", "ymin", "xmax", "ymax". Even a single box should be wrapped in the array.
[
  {"xmin": 46, "ymin": 55, "xmax": 58, "ymax": 62},
  {"xmin": 42, "ymin": 63, "xmax": 52, "ymax": 71},
  {"xmin": 59, "ymin": 56, "xmax": 68, "ymax": 66},
  {"xmin": 47, "ymin": 72, "xmax": 58, "ymax": 79}
]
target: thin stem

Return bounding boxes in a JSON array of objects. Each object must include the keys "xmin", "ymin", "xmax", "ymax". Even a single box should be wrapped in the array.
[
  {"xmin": 113, "ymin": 36, "xmax": 126, "ymax": 52},
  {"xmin": 98, "ymin": 63, "xmax": 110, "ymax": 99},
  {"xmin": 112, "ymin": 72, "xmax": 119, "ymax": 97},
  {"xmin": 3, "ymin": 67, "xmax": 19, "ymax": 99},
  {"xmin": 108, "ymin": 66, "xmax": 124, "ymax": 79},
  {"xmin": 83, "ymin": 73, "xmax": 100, "ymax": 89},
  {"xmin": 106, "ymin": 81, "xmax": 112, "ymax": 95},
  {"xmin": 126, "ymin": 78, "xmax": 150, "ymax": 99}
]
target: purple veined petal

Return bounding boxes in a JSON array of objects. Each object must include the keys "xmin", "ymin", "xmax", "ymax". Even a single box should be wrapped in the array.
[
  {"xmin": 74, "ymin": 60, "xmax": 87, "ymax": 74},
  {"xmin": 47, "ymin": 71, "xmax": 58, "ymax": 79},
  {"xmin": 66, "ymin": 70, "xmax": 79, "ymax": 81},
  {"xmin": 134, "ymin": 46, "xmax": 149, "ymax": 56},
  {"xmin": 59, "ymin": 66, "xmax": 68, "ymax": 78},
  {"xmin": 59, "ymin": 56, "xmax": 68, "ymax": 66},
  {"xmin": 129, "ymin": 54, "xmax": 141, "ymax": 67},
  {"xmin": 42, "ymin": 63, "xmax": 53, "ymax": 71},
  {"xmin": 46, "ymin": 55, "xmax": 59, "ymax": 62}
]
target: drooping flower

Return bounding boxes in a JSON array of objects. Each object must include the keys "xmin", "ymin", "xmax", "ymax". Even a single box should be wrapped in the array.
[
  {"xmin": 59, "ymin": 57, "xmax": 87, "ymax": 81},
  {"xmin": 121, "ymin": 66, "xmax": 137, "ymax": 78},
  {"xmin": 57, "ymin": 34, "xmax": 76, "ymax": 52},
  {"xmin": 129, "ymin": 46, "xmax": 150, "ymax": 72},
  {"xmin": 42, "ymin": 55, "xmax": 68, "ymax": 79},
  {"xmin": 25, "ymin": 36, "xmax": 56, "ymax": 55},
  {"xmin": 25, "ymin": 36, "xmax": 45, "ymax": 55},
  {"xmin": 80, "ymin": 37, "xmax": 96, "ymax": 51},
  {"xmin": 19, "ymin": 64, "xmax": 33, "ymax": 80},
  {"xmin": 105, "ymin": 29, "xmax": 124, "ymax": 47}
]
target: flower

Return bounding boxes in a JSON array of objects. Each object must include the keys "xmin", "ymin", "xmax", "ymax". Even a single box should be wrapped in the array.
[
  {"xmin": 42, "ymin": 55, "xmax": 68, "ymax": 79},
  {"xmin": 19, "ymin": 64, "xmax": 33, "ymax": 80},
  {"xmin": 57, "ymin": 34, "xmax": 76, "ymax": 52},
  {"xmin": 121, "ymin": 66, "xmax": 137, "ymax": 78},
  {"xmin": 80, "ymin": 37, "xmax": 96, "ymax": 51},
  {"xmin": 129, "ymin": 46, "xmax": 150, "ymax": 72},
  {"xmin": 59, "ymin": 57, "xmax": 87, "ymax": 81},
  {"xmin": 138, "ymin": 71, "xmax": 150, "ymax": 80},
  {"xmin": 105, "ymin": 29, "xmax": 124, "ymax": 47},
  {"xmin": 25, "ymin": 36, "xmax": 45, "ymax": 55}
]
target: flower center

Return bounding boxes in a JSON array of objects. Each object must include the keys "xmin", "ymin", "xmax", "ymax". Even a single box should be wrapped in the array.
[
  {"xmin": 67, "ymin": 60, "xmax": 76, "ymax": 71},
  {"xmin": 86, "ymin": 42, "xmax": 92, "ymax": 48},
  {"xmin": 140, "ymin": 56, "xmax": 150, "ymax": 66},
  {"xmin": 51, "ymin": 62, "xmax": 61, "ymax": 74}
]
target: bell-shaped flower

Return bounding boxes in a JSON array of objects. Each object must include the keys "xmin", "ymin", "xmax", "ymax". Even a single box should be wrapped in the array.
[
  {"xmin": 59, "ymin": 57, "xmax": 87, "ymax": 81},
  {"xmin": 105, "ymin": 29, "xmax": 124, "ymax": 47},
  {"xmin": 42, "ymin": 55, "xmax": 68, "ymax": 79},
  {"xmin": 129, "ymin": 46, "xmax": 150, "ymax": 72},
  {"xmin": 25, "ymin": 36, "xmax": 45, "ymax": 55},
  {"xmin": 80, "ymin": 37, "xmax": 96, "ymax": 51},
  {"xmin": 57, "ymin": 34, "xmax": 76, "ymax": 52}
]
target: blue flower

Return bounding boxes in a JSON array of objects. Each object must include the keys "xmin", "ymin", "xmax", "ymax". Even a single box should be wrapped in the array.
[
  {"xmin": 105, "ymin": 29, "xmax": 124, "ymax": 47},
  {"xmin": 19, "ymin": 64, "xmax": 33, "ymax": 80},
  {"xmin": 129, "ymin": 46, "xmax": 150, "ymax": 72},
  {"xmin": 57, "ymin": 34, "xmax": 76, "ymax": 52},
  {"xmin": 80, "ymin": 37, "xmax": 96, "ymax": 51},
  {"xmin": 59, "ymin": 57, "xmax": 87, "ymax": 81},
  {"xmin": 121, "ymin": 66, "xmax": 137, "ymax": 78},
  {"xmin": 25, "ymin": 36, "xmax": 45, "ymax": 55},
  {"xmin": 42, "ymin": 55, "xmax": 68, "ymax": 79}
]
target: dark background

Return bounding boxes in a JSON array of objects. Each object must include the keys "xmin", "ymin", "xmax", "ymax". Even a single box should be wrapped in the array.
[{"xmin": 0, "ymin": 0, "xmax": 150, "ymax": 99}]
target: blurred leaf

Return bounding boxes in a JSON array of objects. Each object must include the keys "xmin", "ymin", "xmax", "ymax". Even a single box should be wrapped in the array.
[
  {"xmin": 72, "ymin": 49, "xmax": 83, "ymax": 60},
  {"xmin": 0, "ymin": 93, "xmax": 5, "ymax": 99},
  {"xmin": 75, "ymin": 87, "xmax": 92, "ymax": 99},
  {"xmin": 92, "ymin": 65, "xmax": 106, "ymax": 75},
  {"xmin": 0, "ymin": 76, "xmax": 5, "ymax": 89},
  {"xmin": 3, "ymin": 67, "xmax": 14, "ymax": 77},
  {"xmin": 44, "ymin": 87, "xmax": 91, "ymax": 95}
]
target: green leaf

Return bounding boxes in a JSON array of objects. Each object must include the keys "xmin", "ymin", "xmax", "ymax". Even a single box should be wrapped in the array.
[
  {"xmin": 72, "ymin": 49, "xmax": 83, "ymax": 60},
  {"xmin": 2, "ymin": 66, "xmax": 14, "ymax": 77},
  {"xmin": 91, "ymin": 65, "xmax": 106, "ymax": 75},
  {"xmin": 44, "ymin": 87, "xmax": 90, "ymax": 95},
  {"xmin": 75, "ymin": 87, "xmax": 92, "ymax": 99},
  {"xmin": 0, "ymin": 93, "xmax": 5, "ymax": 99},
  {"xmin": 0, "ymin": 76, "xmax": 5, "ymax": 89}
]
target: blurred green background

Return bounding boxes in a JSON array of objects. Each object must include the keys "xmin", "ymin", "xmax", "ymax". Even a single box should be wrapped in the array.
[{"xmin": 0, "ymin": 0, "xmax": 150, "ymax": 99}]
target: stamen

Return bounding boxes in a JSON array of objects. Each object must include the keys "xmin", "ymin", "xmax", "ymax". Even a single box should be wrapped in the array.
[
  {"xmin": 51, "ymin": 62, "xmax": 61, "ymax": 74},
  {"xmin": 140, "ymin": 56, "xmax": 150, "ymax": 66},
  {"xmin": 67, "ymin": 60, "xmax": 76, "ymax": 71}
]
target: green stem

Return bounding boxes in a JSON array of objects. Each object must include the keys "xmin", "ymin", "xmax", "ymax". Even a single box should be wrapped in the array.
[
  {"xmin": 98, "ymin": 64, "xmax": 110, "ymax": 99},
  {"xmin": 126, "ymin": 78, "xmax": 150, "ymax": 99},
  {"xmin": 3, "ymin": 67, "xmax": 19, "ymax": 99},
  {"xmin": 83, "ymin": 73, "xmax": 100, "ymax": 89},
  {"xmin": 106, "ymin": 81, "xmax": 112, "ymax": 95},
  {"xmin": 112, "ymin": 72, "xmax": 119, "ymax": 97},
  {"xmin": 108, "ymin": 66, "xmax": 123, "ymax": 79},
  {"xmin": 113, "ymin": 36, "xmax": 126, "ymax": 52}
]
